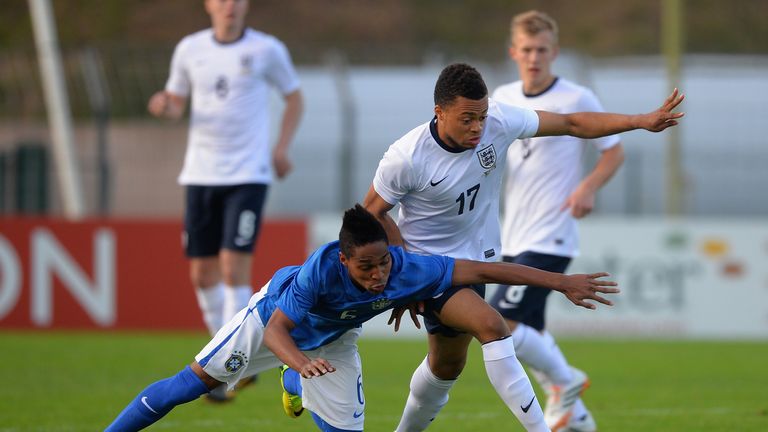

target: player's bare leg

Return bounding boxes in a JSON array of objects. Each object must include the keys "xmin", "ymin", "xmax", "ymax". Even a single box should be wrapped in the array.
[
  {"xmin": 217, "ymin": 250, "xmax": 259, "ymax": 396},
  {"xmin": 396, "ymin": 332, "xmax": 472, "ymax": 431},
  {"xmin": 397, "ymin": 289, "xmax": 548, "ymax": 432},
  {"xmin": 443, "ymin": 289, "xmax": 547, "ymax": 431},
  {"xmin": 190, "ymin": 257, "xmax": 224, "ymax": 336},
  {"xmin": 219, "ymin": 249, "xmax": 253, "ymax": 320}
]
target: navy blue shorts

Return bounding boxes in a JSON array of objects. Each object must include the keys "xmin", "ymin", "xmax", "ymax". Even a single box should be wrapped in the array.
[
  {"xmin": 422, "ymin": 284, "xmax": 486, "ymax": 337},
  {"xmin": 487, "ymin": 251, "xmax": 571, "ymax": 331},
  {"xmin": 184, "ymin": 183, "xmax": 268, "ymax": 257}
]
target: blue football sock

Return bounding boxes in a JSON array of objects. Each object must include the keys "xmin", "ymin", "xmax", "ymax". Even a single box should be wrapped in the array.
[
  {"xmin": 283, "ymin": 367, "xmax": 302, "ymax": 396},
  {"xmin": 105, "ymin": 365, "xmax": 209, "ymax": 431},
  {"xmin": 310, "ymin": 411, "xmax": 361, "ymax": 432}
]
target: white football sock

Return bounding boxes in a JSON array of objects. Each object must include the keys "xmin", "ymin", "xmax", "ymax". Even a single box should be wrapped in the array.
[
  {"xmin": 513, "ymin": 324, "xmax": 572, "ymax": 386},
  {"xmin": 482, "ymin": 337, "xmax": 548, "ymax": 432},
  {"xmin": 543, "ymin": 331, "xmax": 589, "ymax": 418},
  {"xmin": 223, "ymin": 284, "xmax": 252, "ymax": 322},
  {"xmin": 395, "ymin": 356, "xmax": 455, "ymax": 432},
  {"xmin": 195, "ymin": 283, "xmax": 225, "ymax": 336}
]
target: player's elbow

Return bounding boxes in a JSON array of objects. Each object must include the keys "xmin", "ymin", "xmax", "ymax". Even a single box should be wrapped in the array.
[{"xmin": 263, "ymin": 325, "xmax": 280, "ymax": 352}]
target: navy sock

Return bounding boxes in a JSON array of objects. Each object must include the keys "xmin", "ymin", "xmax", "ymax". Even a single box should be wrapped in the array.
[
  {"xmin": 283, "ymin": 367, "xmax": 303, "ymax": 396},
  {"xmin": 105, "ymin": 365, "xmax": 209, "ymax": 431}
]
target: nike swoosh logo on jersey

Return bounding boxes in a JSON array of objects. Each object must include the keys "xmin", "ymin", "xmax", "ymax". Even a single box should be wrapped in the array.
[
  {"xmin": 141, "ymin": 396, "xmax": 158, "ymax": 414},
  {"xmin": 521, "ymin": 395, "xmax": 536, "ymax": 413},
  {"xmin": 430, "ymin": 175, "xmax": 449, "ymax": 187},
  {"xmin": 353, "ymin": 410, "xmax": 364, "ymax": 418}
]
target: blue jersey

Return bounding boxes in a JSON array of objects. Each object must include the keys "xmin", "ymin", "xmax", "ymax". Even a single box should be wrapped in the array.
[{"xmin": 256, "ymin": 241, "xmax": 455, "ymax": 350}]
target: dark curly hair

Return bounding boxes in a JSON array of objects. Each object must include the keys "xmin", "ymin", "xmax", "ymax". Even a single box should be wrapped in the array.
[
  {"xmin": 339, "ymin": 204, "xmax": 388, "ymax": 256},
  {"xmin": 433, "ymin": 63, "xmax": 488, "ymax": 107}
]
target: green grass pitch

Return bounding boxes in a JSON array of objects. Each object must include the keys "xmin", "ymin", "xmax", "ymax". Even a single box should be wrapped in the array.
[{"xmin": 1, "ymin": 331, "xmax": 767, "ymax": 431}]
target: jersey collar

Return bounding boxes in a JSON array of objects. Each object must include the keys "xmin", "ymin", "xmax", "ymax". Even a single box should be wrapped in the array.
[
  {"xmin": 211, "ymin": 28, "xmax": 247, "ymax": 45},
  {"xmin": 429, "ymin": 117, "xmax": 469, "ymax": 154},
  {"xmin": 522, "ymin": 76, "xmax": 559, "ymax": 98}
]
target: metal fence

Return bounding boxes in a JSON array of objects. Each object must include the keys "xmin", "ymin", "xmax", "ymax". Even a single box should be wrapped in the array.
[{"xmin": 1, "ymin": 47, "xmax": 766, "ymax": 217}]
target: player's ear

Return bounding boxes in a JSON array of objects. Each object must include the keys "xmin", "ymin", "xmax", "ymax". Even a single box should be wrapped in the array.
[
  {"xmin": 434, "ymin": 104, "xmax": 443, "ymax": 121},
  {"xmin": 339, "ymin": 251, "xmax": 349, "ymax": 267}
]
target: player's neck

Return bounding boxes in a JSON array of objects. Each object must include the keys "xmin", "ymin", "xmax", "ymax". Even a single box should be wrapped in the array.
[
  {"xmin": 434, "ymin": 121, "xmax": 464, "ymax": 151},
  {"xmin": 522, "ymin": 75, "xmax": 557, "ymax": 96},
  {"xmin": 213, "ymin": 26, "xmax": 245, "ymax": 44}
]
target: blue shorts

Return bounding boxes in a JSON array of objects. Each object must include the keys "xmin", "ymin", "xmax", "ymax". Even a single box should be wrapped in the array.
[
  {"xmin": 184, "ymin": 183, "xmax": 268, "ymax": 257},
  {"xmin": 487, "ymin": 251, "xmax": 571, "ymax": 331},
  {"xmin": 422, "ymin": 284, "xmax": 486, "ymax": 337}
]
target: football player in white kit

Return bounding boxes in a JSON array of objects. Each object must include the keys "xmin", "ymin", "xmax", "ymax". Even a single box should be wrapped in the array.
[
  {"xmin": 147, "ymin": 0, "xmax": 303, "ymax": 400},
  {"xmin": 105, "ymin": 205, "xmax": 619, "ymax": 432},
  {"xmin": 488, "ymin": 11, "xmax": 625, "ymax": 431},
  {"xmin": 362, "ymin": 63, "xmax": 683, "ymax": 431}
]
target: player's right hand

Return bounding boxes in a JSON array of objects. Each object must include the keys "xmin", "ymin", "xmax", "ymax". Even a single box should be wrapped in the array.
[
  {"xmin": 638, "ymin": 88, "xmax": 685, "ymax": 132},
  {"xmin": 387, "ymin": 301, "xmax": 424, "ymax": 332},
  {"xmin": 299, "ymin": 357, "xmax": 336, "ymax": 379},
  {"xmin": 147, "ymin": 91, "xmax": 170, "ymax": 117},
  {"xmin": 559, "ymin": 272, "xmax": 619, "ymax": 309}
]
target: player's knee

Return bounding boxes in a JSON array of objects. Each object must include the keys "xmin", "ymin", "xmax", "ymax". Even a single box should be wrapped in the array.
[
  {"xmin": 190, "ymin": 269, "xmax": 219, "ymax": 288},
  {"xmin": 471, "ymin": 313, "xmax": 511, "ymax": 343},
  {"xmin": 430, "ymin": 356, "xmax": 467, "ymax": 380},
  {"xmin": 220, "ymin": 269, "xmax": 247, "ymax": 286}
]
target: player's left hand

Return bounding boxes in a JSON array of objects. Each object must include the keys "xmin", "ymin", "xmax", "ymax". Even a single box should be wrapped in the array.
[
  {"xmin": 299, "ymin": 357, "xmax": 336, "ymax": 379},
  {"xmin": 639, "ymin": 88, "xmax": 685, "ymax": 132},
  {"xmin": 387, "ymin": 301, "xmax": 424, "ymax": 332},
  {"xmin": 273, "ymin": 149, "xmax": 292, "ymax": 179},
  {"xmin": 559, "ymin": 272, "xmax": 619, "ymax": 309},
  {"xmin": 561, "ymin": 184, "xmax": 596, "ymax": 219}
]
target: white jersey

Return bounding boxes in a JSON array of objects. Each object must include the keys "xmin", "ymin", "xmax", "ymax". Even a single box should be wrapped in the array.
[
  {"xmin": 166, "ymin": 28, "xmax": 300, "ymax": 185},
  {"xmin": 492, "ymin": 78, "xmax": 620, "ymax": 258},
  {"xmin": 373, "ymin": 100, "xmax": 539, "ymax": 261}
]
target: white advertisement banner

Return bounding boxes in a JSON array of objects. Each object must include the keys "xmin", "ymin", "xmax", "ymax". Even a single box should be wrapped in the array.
[
  {"xmin": 311, "ymin": 216, "xmax": 768, "ymax": 340},
  {"xmin": 544, "ymin": 218, "xmax": 768, "ymax": 339}
]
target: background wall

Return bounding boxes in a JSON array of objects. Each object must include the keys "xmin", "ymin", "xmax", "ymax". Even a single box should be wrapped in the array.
[{"xmin": 0, "ymin": 1, "xmax": 766, "ymax": 339}]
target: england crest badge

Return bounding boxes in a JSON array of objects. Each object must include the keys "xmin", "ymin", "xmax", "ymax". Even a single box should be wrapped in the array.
[{"xmin": 476, "ymin": 144, "xmax": 497, "ymax": 170}]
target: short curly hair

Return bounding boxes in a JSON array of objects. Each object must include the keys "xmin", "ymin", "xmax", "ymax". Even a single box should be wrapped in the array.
[
  {"xmin": 433, "ymin": 63, "xmax": 488, "ymax": 107},
  {"xmin": 339, "ymin": 204, "xmax": 388, "ymax": 257}
]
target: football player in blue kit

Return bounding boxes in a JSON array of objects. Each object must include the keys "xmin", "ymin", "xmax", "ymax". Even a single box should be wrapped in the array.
[{"xmin": 105, "ymin": 205, "xmax": 618, "ymax": 432}]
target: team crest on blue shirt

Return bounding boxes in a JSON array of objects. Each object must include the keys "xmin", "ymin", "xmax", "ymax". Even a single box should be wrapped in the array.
[
  {"xmin": 476, "ymin": 144, "xmax": 497, "ymax": 170},
  {"xmin": 371, "ymin": 298, "xmax": 393, "ymax": 310},
  {"xmin": 224, "ymin": 350, "xmax": 248, "ymax": 373}
]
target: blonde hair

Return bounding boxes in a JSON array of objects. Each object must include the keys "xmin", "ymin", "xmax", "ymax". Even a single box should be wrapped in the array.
[{"xmin": 510, "ymin": 10, "xmax": 559, "ymax": 44}]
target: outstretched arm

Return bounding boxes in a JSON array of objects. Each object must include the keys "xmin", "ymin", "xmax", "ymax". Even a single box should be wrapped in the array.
[
  {"xmin": 264, "ymin": 308, "xmax": 336, "ymax": 378},
  {"xmin": 451, "ymin": 259, "xmax": 619, "ymax": 309},
  {"xmin": 536, "ymin": 88, "xmax": 685, "ymax": 138}
]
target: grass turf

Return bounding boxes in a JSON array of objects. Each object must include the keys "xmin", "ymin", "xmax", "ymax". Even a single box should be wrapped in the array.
[{"xmin": 1, "ymin": 332, "xmax": 767, "ymax": 431}]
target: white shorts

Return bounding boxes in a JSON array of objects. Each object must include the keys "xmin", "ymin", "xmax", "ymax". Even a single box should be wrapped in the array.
[{"xmin": 194, "ymin": 285, "xmax": 366, "ymax": 431}]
